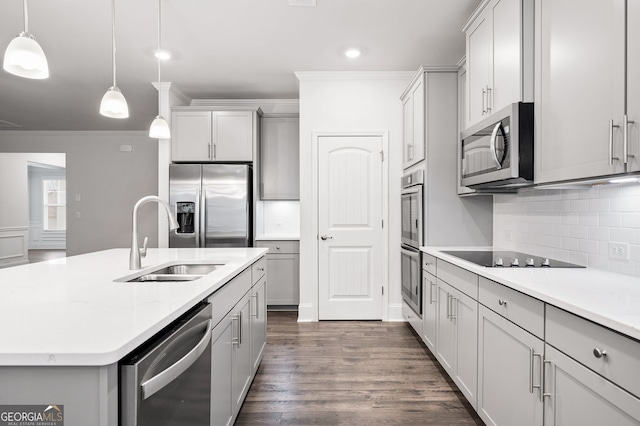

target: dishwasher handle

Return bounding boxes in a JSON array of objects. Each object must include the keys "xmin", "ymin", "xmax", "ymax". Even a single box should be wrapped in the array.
[{"xmin": 141, "ymin": 319, "xmax": 212, "ymax": 400}]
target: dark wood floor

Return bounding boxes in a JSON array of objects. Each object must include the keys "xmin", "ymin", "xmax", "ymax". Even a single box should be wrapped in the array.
[{"xmin": 236, "ymin": 312, "xmax": 484, "ymax": 425}]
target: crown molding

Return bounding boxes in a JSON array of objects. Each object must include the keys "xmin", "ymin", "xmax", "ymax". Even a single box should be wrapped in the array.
[
  {"xmin": 189, "ymin": 99, "xmax": 299, "ymax": 115},
  {"xmin": 295, "ymin": 71, "xmax": 415, "ymax": 81}
]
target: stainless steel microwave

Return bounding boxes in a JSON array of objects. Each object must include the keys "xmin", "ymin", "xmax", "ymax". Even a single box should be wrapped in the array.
[{"xmin": 460, "ymin": 102, "xmax": 534, "ymax": 189}]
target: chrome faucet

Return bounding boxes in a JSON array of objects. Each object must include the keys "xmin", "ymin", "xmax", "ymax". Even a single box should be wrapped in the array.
[{"xmin": 129, "ymin": 195, "xmax": 179, "ymax": 270}]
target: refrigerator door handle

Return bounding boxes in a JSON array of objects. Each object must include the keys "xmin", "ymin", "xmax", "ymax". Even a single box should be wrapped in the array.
[{"xmin": 199, "ymin": 184, "xmax": 206, "ymax": 248}]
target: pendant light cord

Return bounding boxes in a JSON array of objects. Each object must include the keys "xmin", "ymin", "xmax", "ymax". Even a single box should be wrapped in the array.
[
  {"xmin": 157, "ymin": 0, "xmax": 162, "ymax": 114},
  {"xmin": 111, "ymin": 0, "xmax": 117, "ymax": 87},
  {"xmin": 23, "ymin": 0, "xmax": 29, "ymax": 33}
]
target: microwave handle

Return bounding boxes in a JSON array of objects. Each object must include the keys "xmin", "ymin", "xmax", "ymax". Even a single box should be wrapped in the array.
[{"xmin": 490, "ymin": 122, "xmax": 503, "ymax": 170}]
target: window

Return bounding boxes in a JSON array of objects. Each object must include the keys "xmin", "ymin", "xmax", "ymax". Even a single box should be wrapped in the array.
[{"xmin": 43, "ymin": 179, "xmax": 66, "ymax": 231}]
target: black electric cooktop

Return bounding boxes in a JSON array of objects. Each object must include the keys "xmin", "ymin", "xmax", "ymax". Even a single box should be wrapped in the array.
[{"xmin": 442, "ymin": 250, "xmax": 585, "ymax": 268}]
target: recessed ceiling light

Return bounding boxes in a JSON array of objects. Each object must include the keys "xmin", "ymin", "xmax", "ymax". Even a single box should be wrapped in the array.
[
  {"xmin": 154, "ymin": 49, "xmax": 171, "ymax": 60},
  {"xmin": 345, "ymin": 48, "xmax": 361, "ymax": 58},
  {"xmin": 289, "ymin": 0, "xmax": 316, "ymax": 6}
]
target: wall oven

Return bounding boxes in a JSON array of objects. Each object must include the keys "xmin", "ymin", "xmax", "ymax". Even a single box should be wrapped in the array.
[
  {"xmin": 460, "ymin": 102, "xmax": 534, "ymax": 189},
  {"xmin": 401, "ymin": 170, "xmax": 423, "ymax": 317}
]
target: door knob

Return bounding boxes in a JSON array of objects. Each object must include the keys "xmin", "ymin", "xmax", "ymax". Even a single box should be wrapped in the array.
[{"xmin": 320, "ymin": 235, "xmax": 333, "ymax": 240}]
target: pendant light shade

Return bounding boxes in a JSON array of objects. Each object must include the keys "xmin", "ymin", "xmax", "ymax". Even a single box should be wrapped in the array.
[
  {"xmin": 149, "ymin": 0, "xmax": 170, "ymax": 139},
  {"xmin": 100, "ymin": 86, "xmax": 129, "ymax": 118},
  {"xmin": 3, "ymin": 0, "xmax": 49, "ymax": 79},
  {"xmin": 149, "ymin": 115, "xmax": 171, "ymax": 139},
  {"xmin": 100, "ymin": 0, "xmax": 128, "ymax": 118}
]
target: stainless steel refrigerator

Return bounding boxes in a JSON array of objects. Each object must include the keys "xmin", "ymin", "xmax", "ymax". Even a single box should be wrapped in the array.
[{"xmin": 169, "ymin": 164, "xmax": 253, "ymax": 248}]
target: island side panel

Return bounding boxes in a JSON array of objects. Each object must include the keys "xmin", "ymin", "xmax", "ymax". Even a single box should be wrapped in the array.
[{"xmin": 0, "ymin": 364, "xmax": 118, "ymax": 426}]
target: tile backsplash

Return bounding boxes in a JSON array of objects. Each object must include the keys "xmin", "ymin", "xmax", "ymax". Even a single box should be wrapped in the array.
[{"xmin": 493, "ymin": 183, "xmax": 640, "ymax": 277}]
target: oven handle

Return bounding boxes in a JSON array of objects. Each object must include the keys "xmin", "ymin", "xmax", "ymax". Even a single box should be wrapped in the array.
[
  {"xmin": 490, "ymin": 122, "xmax": 503, "ymax": 170},
  {"xmin": 140, "ymin": 319, "xmax": 212, "ymax": 400}
]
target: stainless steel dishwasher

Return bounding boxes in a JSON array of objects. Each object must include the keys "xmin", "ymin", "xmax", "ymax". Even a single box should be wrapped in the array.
[{"xmin": 120, "ymin": 303, "xmax": 212, "ymax": 426}]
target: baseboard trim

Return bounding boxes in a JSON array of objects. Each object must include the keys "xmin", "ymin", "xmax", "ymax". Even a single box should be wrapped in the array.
[
  {"xmin": 297, "ymin": 303, "xmax": 316, "ymax": 322},
  {"xmin": 388, "ymin": 303, "xmax": 405, "ymax": 322}
]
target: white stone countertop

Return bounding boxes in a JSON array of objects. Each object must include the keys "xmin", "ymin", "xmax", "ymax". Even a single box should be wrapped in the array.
[
  {"xmin": 255, "ymin": 235, "xmax": 300, "ymax": 241},
  {"xmin": 422, "ymin": 246, "xmax": 640, "ymax": 341},
  {"xmin": 0, "ymin": 248, "xmax": 267, "ymax": 367}
]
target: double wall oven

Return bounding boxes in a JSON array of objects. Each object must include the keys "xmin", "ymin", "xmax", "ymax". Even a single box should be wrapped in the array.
[{"xmin": 401, "ymin": 170, "xmax": 423, "ymax": 317}]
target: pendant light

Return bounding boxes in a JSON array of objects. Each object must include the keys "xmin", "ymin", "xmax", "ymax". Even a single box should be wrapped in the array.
[
  {"xmin": 149, "ymin": 0, "xmax": 170, "ymax": 139},
  {"xmin": 3, "ymin": 0, "xmax": 49, "ymax": 79},
  {"xmin": 100, "ymin": 0, "xmax": 129, "ymax": 118}
]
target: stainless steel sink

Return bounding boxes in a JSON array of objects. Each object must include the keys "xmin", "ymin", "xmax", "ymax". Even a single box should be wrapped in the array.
[
  {"xmin": 117, "ymin": 263, "xmax": 224, "ymax": 283},
  {"xmin": 149, "ymin": 264, "xmax": 221, "ymax": 276}
]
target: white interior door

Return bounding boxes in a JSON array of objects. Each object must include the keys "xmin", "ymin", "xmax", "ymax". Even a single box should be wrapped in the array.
[{"xmin": 318, "ymin": 135, "xmax": 383, "ymax": 320}]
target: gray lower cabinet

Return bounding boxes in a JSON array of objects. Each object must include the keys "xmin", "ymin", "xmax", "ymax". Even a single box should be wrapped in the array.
[
  {"xmin": 477, "ymin": 305, "xmax": 543, "ymax": 426},
  {"xmin": 544, "ymin": 344, "xmax": 640, "ymax": 425},
  {"xmin": 418, "ymin": 255, "xmax": 640, "ymax": 424},
  {"xmin": 208, "ymin": 257, "xmax": 267, "ymax": 426},
  {"xmin": 256, "ymin": 240, "xmax": 299, "ymax": 307}
]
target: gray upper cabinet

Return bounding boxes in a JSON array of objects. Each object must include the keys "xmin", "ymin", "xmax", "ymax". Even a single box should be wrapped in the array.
[
  {"xmin": 463, "ymin": 0, "xmax": 534, "ymax": 129},
  {"xmin": 171, "ymin": 110, "xmax": 256, "ymax": 163},
  {"xmin": 401, "ymin": 75, "xmax": 425, "ymax": 169},
  {"xmin": 535, "ymin": 0, "xmax": 631, "ymax": 183},
  {"xmin": 260, "ymin": 117, "xmax": 300, "ymax": 200}
]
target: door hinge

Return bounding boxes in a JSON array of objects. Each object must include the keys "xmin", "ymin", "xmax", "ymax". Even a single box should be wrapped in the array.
[
  {"xmin": 380, "ymin": 150, "xmax": 384, "ymax": 161},
  {"xmin": 382, "ymin": 219, "xmax": 384, "ymax": 228}
]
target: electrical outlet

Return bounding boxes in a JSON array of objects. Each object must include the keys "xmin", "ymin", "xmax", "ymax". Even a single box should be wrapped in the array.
[{"xmin": 609, "ymin": 242, "xmax": 629, "ymax": 260}]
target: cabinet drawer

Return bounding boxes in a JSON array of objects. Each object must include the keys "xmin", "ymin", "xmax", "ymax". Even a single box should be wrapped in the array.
[
  {"xmin": 479, "ymin": 277, "xmax": 544, "ymax": 339},
  {"xmin": 255, "ymin": 240, "xmax": 300, "ymax": 254},
  {"xmin": 546, "ymin": 305, "xmax": 640, "ymax": 398},
  {"xmin": 252, "ymin": 256, "xmax": 267, "ymax": 283},
  {"xmin": 422, "ymin": 253, "xmax": 436, "ymax": 276},
  {"xmin": 436, "ymin": 260, "xmax": 478, "ymax": 300},
  {"xmin": 208, "ymin": 267, "xmax": 251, "ymax": 327}
]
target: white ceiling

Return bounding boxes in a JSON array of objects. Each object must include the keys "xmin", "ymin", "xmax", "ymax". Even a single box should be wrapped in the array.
[{"xmin": 0, "ymin": 0, "xmax": 481, "ymax": 131}]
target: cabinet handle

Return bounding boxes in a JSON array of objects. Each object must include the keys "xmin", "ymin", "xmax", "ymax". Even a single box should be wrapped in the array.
[
  {"xmin": 276, "ymin": 246, "xmax": 280, "ymax": 250},
  {"xmin": 593, "ymin": 347, "xmax": 607, "ymax": 358},
  {"xmin": 498, "ymin": 299, "xmax": 507, "ymax": 306},
  {"xmin": 407, "ymin": 143, "xmax": 414, "ymax": 161},
  {"xmin": 532, "ymin": 351, "xmax": 543, "ymax": 400},
  {"xmin": 529, "ymin": 348, "xmax": 535, "ymax": 394},
  {"xmin": 251, "ymin": 293, "xmax": 259, "ymax": 318},
  {"xmin": 482, "ymin": 87, "xmax": 487, "ymax": 115},
  {"xmin": 609, "ymin": 120, "xmax": 620, "ymax": 165},
  {"xmin": 208, "ymin": 143, "xmax": 212, "ymax": 160},
  {"xmin": 543, "ymin": 360, "xmax": 553, "ymax": 399},
  {"xmin": 232, "ymin": 314, "xmax": 240, "ymax": 346},
  {"xmin": 446, "ymin": 293, "xmax": 450, "ymax": 319},
  {"xmin": 429, "ymin": 280, "xmax": 436, "ymax": 305},
  {"xmin": 238, "ymin": 311, "xmax": 243, "ymax": 345},
  {"xmin": 624, "ymin": 114, "xmax": 635, "ymax": 164},
  {"xmin": 450, "ymin": 296, "xmax": 457, "ymax": 320},
  {"xmin": 486, "ymin": 86, "xmax": 492, "ymax": 113}
]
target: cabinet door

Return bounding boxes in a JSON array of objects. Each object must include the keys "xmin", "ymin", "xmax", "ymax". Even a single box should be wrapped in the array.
[
  {"xmin": 628, "ymin": 1, "xmax": 640, "ymax": 172},
  {"xmin": 478, "ymin": 305, "xmax": 543, "ymax": 426},
  {"xmin": 260, "ymin": 117, "xmax": 300, "ymax": 200},
  {"xmin": 466, "ymin": 13, "xmax": 491, "ymax": 127},
  {"xmin": 544, "ymin": 345, "xmax": 640, "ymax": 425},
  {"xmin": 402, "ymin": 77, "xmax": 425, "ymax": 169},
  {"xmin": 536, "ymin": 0, "xmax": 626, "ymax": 183},
  {"xmin": 250, "ymin": 276, "xmax": 267, "ymax": 373},
  {"xmin": 451, "ymin": 285, "xmax": 478, "ymax": 409},
  {"xmin": 265, "ymin": 254, "xmax": 299, "ymax": 305},
  {"xmin": 402, "ymin": 91, "xmax": 414, "ymax": 168},
  {"xmin": 436, "ymin": 280, "xmax": 455, "ymax": 377},
  {"xmin": 411, "ymin": 78, "xmax": 425, "ymax": 166},
  {"xmin": 213, "ymin": 111, "xmax": 254, "ymax": 161},
  {"xmin": 422, "ymin": 272, "xmax": 437, "ymax": 352},
  {"xmin": 231, "ymin": 293, "xmax": 252, "ymax": 416},
  {"xmin": 491, "ymin": 0, "xmax": 523, "ymax": 113},
  {"xmin": 211, "ymin": 316, "xmax": 234, "ymax": 426},
  {"xmin": 171, "ymin": 111, "xmax": 212, "ymax": 162}
]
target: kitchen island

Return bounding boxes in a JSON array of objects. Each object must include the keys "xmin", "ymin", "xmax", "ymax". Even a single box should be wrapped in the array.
[{"xmin": 0, "ymin": 247, "xmax": 267, "ymax": 425}]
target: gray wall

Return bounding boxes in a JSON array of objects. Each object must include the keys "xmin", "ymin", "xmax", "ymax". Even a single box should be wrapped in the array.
[{"xmin": 0, "ymin": 131, "xmax": 159, "ymax": 256}]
